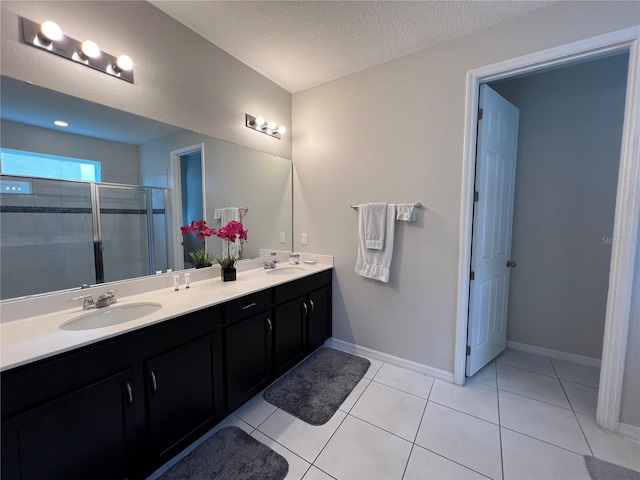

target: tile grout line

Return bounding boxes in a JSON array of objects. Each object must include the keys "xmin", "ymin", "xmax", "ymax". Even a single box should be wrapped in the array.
[{"xmin": 496, "ymin": 360, "xmax": 505, "ymax": 480}]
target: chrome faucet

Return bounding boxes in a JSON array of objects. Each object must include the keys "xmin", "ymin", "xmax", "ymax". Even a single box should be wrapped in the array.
[
  {"xmin": 72, "ymin": 294, "xmax": 96, "ymax": 310},
  {"xmin": 96, "ymin": 290, "xmax": 117, "ymax": 308},
  {"xmin": 263, "ymin": 259, "xmax": 280, "ymax": 269}
]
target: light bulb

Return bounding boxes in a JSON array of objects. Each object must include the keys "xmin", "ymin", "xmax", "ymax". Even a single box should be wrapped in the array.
[
  {"xmin": 277, "ymin": 125, "xmax": 286, "ymax": 135},
  {"xmin": 54, "ymin": 120, "xmax": 69, "ymax": 127},
  {"xmin": 267, "ymin": 121, "xmax": 277, "ymax": 131},
  {"xmin": 255, "ymin": 116, "xmax": 265, "ymax": 127},
  {"xmin": 39, "ymin": 21, "xmax": 63, "ymax": 43},
  {"xmin": 114, "ymin": 55, "xmax": 133, "ymax": 72},
  {"xmin": 80, "ymin": 40, "xmax": 101, "ymax": 59}
]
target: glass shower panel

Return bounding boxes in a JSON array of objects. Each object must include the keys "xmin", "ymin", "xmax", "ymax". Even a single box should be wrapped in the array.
[
  {"xmin": 98, "ymin": 185, "xmax": 152, "ymax": 283},
  {"xmin": 151, "ymin": 188, "xmax": 169, "ymax": 273},
  {"xmin": 0, "ymin": 175, "xmax": 95, "ymax": 300}
]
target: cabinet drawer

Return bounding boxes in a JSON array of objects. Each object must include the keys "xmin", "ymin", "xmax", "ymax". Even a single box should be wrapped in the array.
[
  {"xmin": 273, "ymin": 270, "xmax": 332, "ymax": 305},
  {"xmin": 222, "ymin": 289, "xmax": 271, "ymax": 324}
]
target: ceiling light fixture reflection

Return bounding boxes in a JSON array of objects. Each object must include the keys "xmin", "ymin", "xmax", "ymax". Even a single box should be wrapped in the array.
[{"xmin": 54, "ymin": 120, "xmax": 69, "ymax": 127}]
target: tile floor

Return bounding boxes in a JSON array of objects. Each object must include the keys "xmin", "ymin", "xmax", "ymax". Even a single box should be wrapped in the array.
[{"xmin": 149, "ymin": 348, "xmax": 640, "ymax": 480}]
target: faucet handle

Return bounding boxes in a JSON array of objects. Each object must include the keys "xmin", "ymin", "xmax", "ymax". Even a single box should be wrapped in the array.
[{"xmin": 72, "ymin": 294, "xmax": 96, "ymax": 310}]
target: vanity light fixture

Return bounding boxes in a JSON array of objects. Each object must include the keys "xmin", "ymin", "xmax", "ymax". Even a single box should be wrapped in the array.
[
  {"xmin": 245, "ymin": 114, "xmax": 286, "ymax": 140},
  {"xmin": 20, "ymin": 17, "xmax": 134, "ymax": 83}
]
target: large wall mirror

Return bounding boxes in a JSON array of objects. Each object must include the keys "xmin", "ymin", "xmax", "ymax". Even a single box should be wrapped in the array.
[{"xmin": 0, "ymin": 75, "xmax": 293, "ymax": 301}]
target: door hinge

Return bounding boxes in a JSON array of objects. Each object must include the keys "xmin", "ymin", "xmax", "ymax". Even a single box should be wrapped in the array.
[
  {"xmin": 470, "ymin": 270, "xmax": 475, "ymax": 280},
  {"xmin": 478, "ymin": 108, "xmax": 483, "ymax": 120},
  {"xmin": 474, "ymin": 191, "xmax": 479, "ymax": 202},
  {"xmin": 466, "ymin": 345, "xmax": 471, "ymax": 356}
]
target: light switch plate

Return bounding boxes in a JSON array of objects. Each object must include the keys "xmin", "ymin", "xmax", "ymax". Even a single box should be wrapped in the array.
[
  {"xmin": 280, "ymin": 232, "xmax": 286, "ymax": 243},
  {"xmin": 301, "ymin": 233, "xmax": 308, "ymax": 245}
]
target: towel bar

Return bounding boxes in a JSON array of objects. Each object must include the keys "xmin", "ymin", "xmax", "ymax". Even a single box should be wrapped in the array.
[{"xmin": 351, "ymin": 202, "xmax": 422, "ymax": 209}]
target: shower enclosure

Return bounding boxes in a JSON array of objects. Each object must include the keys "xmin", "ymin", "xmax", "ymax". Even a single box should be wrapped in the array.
[{"xmin": 0, "ymin": 174, "xmax": 170, "ymax": 300}]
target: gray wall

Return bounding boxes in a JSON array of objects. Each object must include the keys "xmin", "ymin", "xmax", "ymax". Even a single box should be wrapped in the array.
[
  {"xmin": 1, "ymin": 119, "xmax": 139, "ymax": 185},
  {"xmin": 0, "ymin": 1, "xmax": 291, "ymax": 160},
  {"xmin": 291, "ymin": 1, "xmax": 639, "ymax": 426},
  {"xmin": 490, "ymin": 54, "xmax": 628, "ymax": 360}
]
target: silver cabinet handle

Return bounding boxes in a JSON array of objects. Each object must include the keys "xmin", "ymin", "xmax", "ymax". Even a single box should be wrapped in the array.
[
  {"xmin": 242, "ymin": 302, "xmax": 257, "ymax": 310},
  {"xmin": 126, "ymin": 382, "xmax": 133, "ymax": 405},
  {"xmin": 266, "ymin": 318, "xmax": 273, "ymax": 333},
  {"xmin": 302, "ymin": 302, "xmax": 308, "ymax": 316},
  {"xmin": 150, "ymin": 371, "xmax": 157, "ymax": 393},
  {"xmin": 309, "ymin": 299, "xmax": 315, "ymax": 312}
]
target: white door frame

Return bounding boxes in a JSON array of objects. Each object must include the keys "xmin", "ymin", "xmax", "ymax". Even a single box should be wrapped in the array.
[
  {"xmin": 454, "ymin": 26, "xmax": 640, "ymax": 433},
  {"xmin": 168, "ymin": 143, "xmax": 206, "ymax": 271}
]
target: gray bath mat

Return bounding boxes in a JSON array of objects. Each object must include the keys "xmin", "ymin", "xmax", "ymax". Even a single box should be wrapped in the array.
[
  {"xmin": 585, "ymin": 456, "xmax": 640, "ymax": 480},
  {"xmin": 158, "ymin": 426, "xmax": 288, "ymax": 480},
  {"xmin": 264, "ymin": 347, "xmax": 371, "ymax": 425}
]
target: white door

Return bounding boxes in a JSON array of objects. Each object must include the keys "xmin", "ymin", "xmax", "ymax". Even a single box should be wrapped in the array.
[{"xmin": 466, "ymin": 85, "xmax": 520, "ymax": 377}]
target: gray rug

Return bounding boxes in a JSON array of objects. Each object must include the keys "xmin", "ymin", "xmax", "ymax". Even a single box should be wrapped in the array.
[
  {"xmin": 158, "ymin": 426, "xmax": 288, "ymax": 480},
  {"xmin": 585, "ymin": 456, "xmax": 640, "ymax": 480},
  {"xmin": 264, "ymin": 347, "xmax": 371, "ymax": 425}
]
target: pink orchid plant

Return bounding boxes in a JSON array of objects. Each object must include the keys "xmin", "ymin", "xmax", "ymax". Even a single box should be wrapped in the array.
[
  {"xmin": 180, "ymin": 220, "xmax": 217, "ymax": 267},
  {"xmin": 180, "ymin": 219, "xmax": 248, "ymax": 269}
]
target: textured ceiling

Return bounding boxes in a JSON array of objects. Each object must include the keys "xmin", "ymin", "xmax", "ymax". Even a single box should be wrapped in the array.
[{"xmin": 150, "ymin": 1, "xmax": 551, "ymax": 93}]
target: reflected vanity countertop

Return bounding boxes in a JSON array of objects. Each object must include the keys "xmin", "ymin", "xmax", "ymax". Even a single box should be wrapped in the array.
[{"xmin": 0, "ymin": 255, "xmax": 333, "ymax": 372}]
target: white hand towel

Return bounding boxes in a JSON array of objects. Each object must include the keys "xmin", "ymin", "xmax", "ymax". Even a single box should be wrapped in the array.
[
  {"xmin": 362, "ymin": 203, "xmax": 387, "ymax": 250},
  {"xmin": 396, "ymin": 203, "xmax": 416, "ymax": 221},
  {"xmin": 355, "ymin": 204, "xmax": 396, "ymax": 283},
  {"xmin": 212, "ymin": 208, "xmax": 223, "ymax": 220},
  {"xmin": 220, "ymin": 207, "xmax": 241, "ymax": 258}
]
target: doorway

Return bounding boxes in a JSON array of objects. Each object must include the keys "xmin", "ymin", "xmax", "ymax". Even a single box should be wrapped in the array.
[
  {"xmin": 455, "ymin": 28, "xmax": 640, "ymax": 433},
  {"xmin": 169, "ymin": 143, "xmax": 205, "ymax": 271}
]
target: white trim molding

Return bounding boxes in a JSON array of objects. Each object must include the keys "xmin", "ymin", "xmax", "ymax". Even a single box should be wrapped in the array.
[
  {"xmin": 454, "ymin": 26, "xmax": 640, "ymax": 435},
  {"xmin": 506, "ymin": 341, "xmax": 601, "ymax": 368},
  {"xmin": 325, "ymin": 338, "xmax": 454, "ymax": 383}
]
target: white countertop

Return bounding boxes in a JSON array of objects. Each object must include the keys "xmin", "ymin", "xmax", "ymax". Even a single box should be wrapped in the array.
[{"xmin": 0, "ymin": 259, "xmax": 332, "ymax": 372}]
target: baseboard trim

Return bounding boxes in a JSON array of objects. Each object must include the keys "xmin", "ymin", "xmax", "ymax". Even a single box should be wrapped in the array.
[
  {"xmin": 325, "ymin": 338, "xmax": 454, "ymax": 383},
  {"xmin": 506, "ymin": 341, "xmax": 601, "ymax": 368},
  {"xmin": 619, "ymin": 422, "xmax": 640, "ymax": 441}
]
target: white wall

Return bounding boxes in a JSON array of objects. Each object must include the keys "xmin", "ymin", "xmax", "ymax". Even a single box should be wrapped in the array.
[
  {"xmin": 490, "ymin": 54, "xmax": 628, "ymax": 360},
  {"xmin": 1, "ymin": 119, "xmax": 139, "ymax": 185},
  {"xmin": 292, "ymin": 0, "xmax": 639, "ymax": 381},
  {"xmin": 0, "ymin": 1, "xmax": 291, "ymax": 159}
]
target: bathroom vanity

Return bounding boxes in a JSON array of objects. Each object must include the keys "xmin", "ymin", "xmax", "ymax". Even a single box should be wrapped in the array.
[{"xmin": 0, "ymin": 264, "xmax": 332, "ymax": 480}]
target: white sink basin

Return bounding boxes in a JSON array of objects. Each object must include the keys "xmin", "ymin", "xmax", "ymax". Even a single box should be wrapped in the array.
[
  {"xmin": 265, "ymin": 266, "xmax": 306, "ymax": 275},
  {"xmin": 60, "ymin": 302, "xmax": 162, "ymax": 331}
]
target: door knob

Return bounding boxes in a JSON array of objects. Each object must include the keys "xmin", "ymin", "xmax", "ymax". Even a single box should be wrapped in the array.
[{"xmin": 507, "ymin": 260, "xmax": 517, "ymax": 268}]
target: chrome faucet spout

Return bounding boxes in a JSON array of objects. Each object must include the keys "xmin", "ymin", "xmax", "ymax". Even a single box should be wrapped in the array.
[
  {"xmin": 263, "ymin": 259, "xmax": 280, "ymax": 269},
  {"xmin": 96, "ymin": 290, "xmax": 117, "ymax": 308}
]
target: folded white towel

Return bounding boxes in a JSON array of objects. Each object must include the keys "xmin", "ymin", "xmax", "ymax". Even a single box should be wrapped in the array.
[
  {"xmin": 396, "ymin": 203, "xmax": 416, "ymax": 221},
  {"xmin": 362, "ymin": 203, "xmax": 387, "ymax": 250},
  {"xmin": 212, "ymin": 208, "xmax": 223, "ymax": 220},
  {"xmin": 355, "ymin": 204, "xmax": 396, "ymax": 282}
]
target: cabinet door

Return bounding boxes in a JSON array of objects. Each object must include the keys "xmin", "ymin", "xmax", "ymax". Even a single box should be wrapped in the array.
[
  {"xmin": 145, "ymin": 336, "xmax": 215, "ymax": 462},
  {"xmin": 224, "ymin": 312, "xmax": 271, "ymax": 411},
  {"xmin": 1, "ymin": 370, "xmax": 136, "ymax": 480},
  {"xmin": 308, "ymin": 285, "xmax": 332, "ymax": 351},
  {"xmin": 273, "ymin": 296, "xmax": 306, "ymax": 377}
]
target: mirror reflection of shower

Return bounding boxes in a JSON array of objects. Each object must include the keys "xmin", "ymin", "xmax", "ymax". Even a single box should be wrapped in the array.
[
  {"xmin": 179, "ymin": 149, "xmax": 204, "ymax": 268},
  {"xmin": 0, "ymin": 174, "xmax": 170, "ymax": 300}
]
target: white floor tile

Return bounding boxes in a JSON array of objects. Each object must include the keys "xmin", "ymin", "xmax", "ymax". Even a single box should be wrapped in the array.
[
  {"xmin": 233, "ymin": 390, "xmax": 278, "ymax": 427},
  {"xmin": 258, "ymin": 408, "xmax": 346, "ymax": 463},
  {"xmin": 415, "ymin": 402, "xmax": 502, "ymax": 479},
  {"xmin": 497, "ymin": 363, "xmax": 571, "ymax": 409},
  {"xmin": 350, "ymin": 381, "xmax": 426, "ymax": 441},
  {"xmin": 314, "ymin": 415, "xmax": 413, "ymax": 480},
  {"xmin": 551, "ymin": 359, "xmax": 600, "ymax": 388},
  {"xmin": 468, "ymin": 360, "xmax": 497, "ymax": 388},
  {"xmin": 373, "ymin": 363, "xmax": 435, "ymax": 399},
  {"xmin": 501, "ymin": 428, "xmax": 590, "ymax": 480},
  {"xmin": 251, "ymin": 430, "xmax": 312, "ymax": 480},
  {"xmin": 496, "ymin": 349, "xmax": 556, "ymax": 376},
  {"xmin": 403, "ymin": 445, "xmax": 488, "ymax": 480},
  {"xmin": 576, "ymin": 413, "xmax": 640, "ymax": 472},
  {"xmin": 498, "ymin": 390, "xmax": 591, "ymax": 455},
  {"xmin": 302, "ymin": 466, "xmax": 336, "ymax": 479},
  {"xmin": 362, "ymin": 356, "xmax": 384, "ymax": 379},
  {"xmin": 338, "ymin": 376, "xmax": 371, "ymax": 413},
  {"xmin": 561, "ymin": 380, "xmax": 598, "ymax": 417},
  {"xmin": 429, "ymin": 379, "xmax": 498, "ymax": 424}
]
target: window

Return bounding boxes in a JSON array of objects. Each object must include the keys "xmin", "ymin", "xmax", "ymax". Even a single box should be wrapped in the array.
[{"xmin": 0, "ymin": 149, "xmax": 101, "ymax": 182}]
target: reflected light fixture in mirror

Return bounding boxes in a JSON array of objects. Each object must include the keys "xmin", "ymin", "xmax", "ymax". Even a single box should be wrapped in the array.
[
  {"xmin": 20, "ymin": 16, "xmax": 134, "ymax": 83},
  {"xmin": 246, "ymin": 113, "xmax": 286, "ymax": 139}
]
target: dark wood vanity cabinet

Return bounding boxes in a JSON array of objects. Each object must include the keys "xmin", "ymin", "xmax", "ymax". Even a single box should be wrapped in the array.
[{"xmin": 1, "ymin": 269, "xmax": 332, "ymax": 480}]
